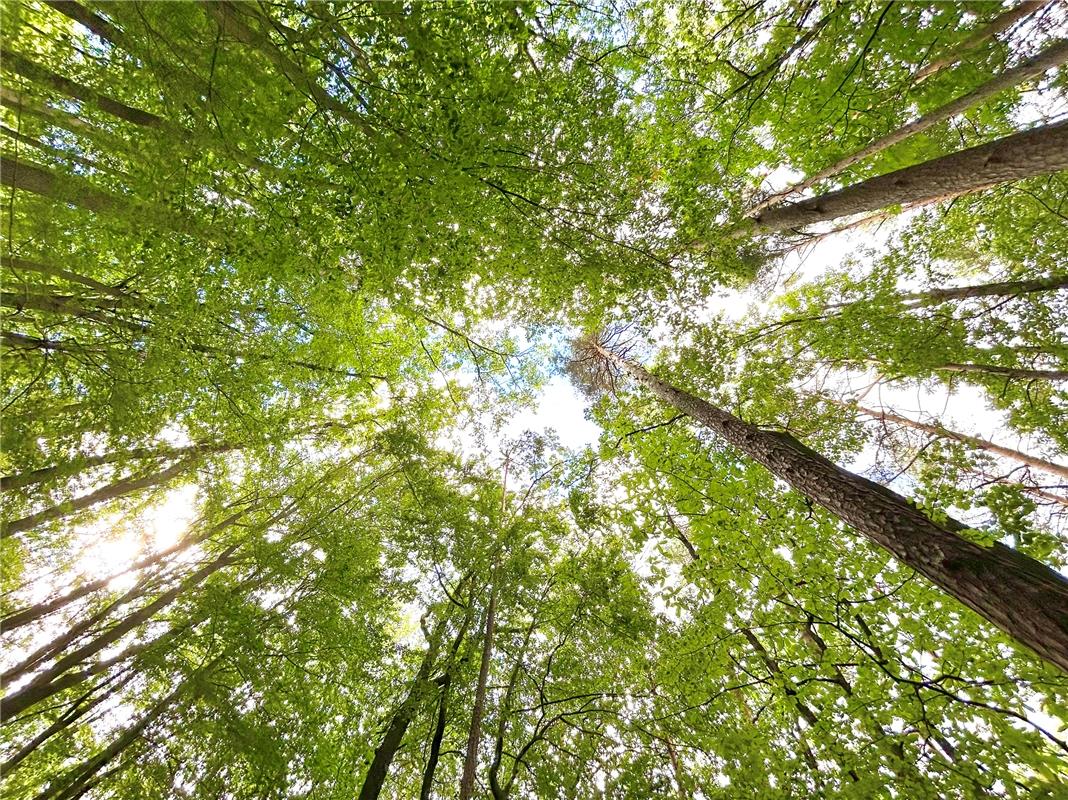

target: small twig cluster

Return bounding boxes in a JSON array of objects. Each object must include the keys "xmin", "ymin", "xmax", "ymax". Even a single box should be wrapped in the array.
[{"xmin": 565, "ymin": 324, "xmax": 639, "ymax": 398}]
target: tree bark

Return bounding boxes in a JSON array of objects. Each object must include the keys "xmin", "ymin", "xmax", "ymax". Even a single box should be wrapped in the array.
[
  {"xmin": 752, "ymin": 37, "xmax": 1068, "ymax": 212},
  {"xmin": 843, "ymin": 401, "xmax": 1068, "ymax": 480},
  {"xmin": 893, "ymin": 274, "xmax": 1068, "ymax": 307},
  {"xmin": 2, "ymin": 254, "xmax": 137, "ymax": 301},
  {"xmin": 32, "ymin": 666, "xmax": 205, "ymax": 800},
  {"xmin": 1, "ymin": 510, "xmax": 244, "ymax": 631},
  {"xmin": 1, "ymin": 439, "xmax": 237, "ymax": 493},
  {"xmin": 44, "ymin": 1, "xmax": 128, "ymax": 50},
  {"xmin": 912, "ymin": 1, "xmax": 1054, "ymax": 83},
  {"xmin": 419, "ymin": 674, "xmax": 451, "ymax": 800},
  {"xmin": 0, "ymin": 153, "xmax": 121, "ymax": 215},
  {"xmin": 598, "ymin": 344, "xmax": 1068, "ymax": 673},
  {"xmin": 357, "ymin": 613, "xmax": 447, "ymax": 800},
  {"xmin": 2, "ymin": 545, "xmax": 237, "ymax": 720},
  {"xmin": 1, "ymin": 457, "xmax": 198, "ymax": 539},
  {"xmin": 743, "ymin": 119, "xmax": 1068, "ymax": 234},
  {"xmin": 937, "ymin": 362, "xmax": 1068, "ymax": 381},
  {"xmin": 459, "ymin": 576, "xmax": 499, "ymax": 800}
]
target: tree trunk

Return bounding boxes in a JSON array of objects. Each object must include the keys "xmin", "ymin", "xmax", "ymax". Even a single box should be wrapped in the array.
[
  {"xmin": 0, "ymin": 153, "xmax": 121, "ymax": 215},
  {"xmin": 420, "ymin": 674, "xmax": 451, "ymax": 800},
  {"xmin": 1, "ymin": 457, "xmax": 198, "ymax": 539},
  {"xmin": 44, "ymin": 1, "xmax": 128, "ymax": 50},
  {"xmin": 743, "ymin": 119, "xmax": 1068, "ymax": 234},
  {"xmin": 32, "ymin": 666, "xmax": 206, "ymax": 800},
  {"xmin": 357, "ymin": 613, "xmax": 447, "ymax": 800},
  {"xmin": 752, "ymin": 37, "xmax": 1068, "ymax": 212},
  {"xmin": 937, "ymin": 362, "xmax": 1068, "ymax": 381},
  {"xmin": 894, "ymin": 274, "xmax": 1068, "ymax": 307},
  {"xmin": 459, "ymin": 576, "xmax": 499, "ymax": 800},
  {"xmin": 598, "ymin": 344, "xmax": 1068, "ymax": 673},
  {"xmin": 912, "ymin": 1, "xmax": 1053, "ymax": 83},
  {"xmin": 2, "ymin": 254, "xmax": 138, "ymax": 301},
  {"xmin": 2, "ymin": 439, "xmax": 237, "ymax": 493},
  {"xmin": 845, "ymin": 401, "xmax": 1068, "ymax": 480},
  {"xmin": 2, "ymin": 545, "xmax": 237, "ymax": 719},
  {"xmin": 1, "ymin": 510, "xmax": 244, "ymax": 631}
]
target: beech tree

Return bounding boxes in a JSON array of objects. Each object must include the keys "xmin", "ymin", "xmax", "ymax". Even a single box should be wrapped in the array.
[{"xmin": 3, "ymin": 2, "xmax": 1066, "ymax": 798}]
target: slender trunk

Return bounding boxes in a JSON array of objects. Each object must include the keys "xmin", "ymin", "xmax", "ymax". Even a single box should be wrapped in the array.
[
  {"xmin": 0, "ymin": 153, "xmax": 121, "ymax": 215},
  {"xmin": 598, "ymin": 344, "xmax": 1068, "ymax": 673},
  {"xmin": 2, "ymin": 457, "xmax": 197, "ymax": 539},
  {"xmin": 2, "ymin": 254, "xmax": 137, "ymax": 301},
  {"xmin": 2, "ymin": 545, "xmax": 237, "ymax": 719},
  {"xmin": 201, "ymin": 1, "xmax": 374, "ymax": 136},
  {"xmin": 459, "ymin": 577, "xmax": 499, "ymax": 800},
  {"xmin": 2, "ymin": 331, "xmax": 105, "ymax": 355},
  {"xmin": 357, "ymin": 614, "xmax": 448, "ymax": 800},
  {"xmin": 1, "ymin": 51, "xmax": 164, "ymax": 128},
  {"xmin": 844, "ymin": 401, "xmax": 1068, "ymax": 480},
  {"xmin": 937, "ymin": 362, "xmax": 1068, "ymax": 381},
  {"xmin": 2, "ymin": 440, "xmax": 237, "ymax": 493},
  {"xmin": 33, "ymin": 667, "xmax": 205, "ymax": 800},
  {"xmin": 44, "ymin": 1, "xmax": 128, "ymax": 50},
  {"xmin": 753, "ymin": 37, "xmax": 1068, "ymax": 212},
  {"xmin": 743, "ymin": 120, "xmax": 1068, "ymax": 234},
  {"xmin": 890, "ymin": 274, "xmax": 1067, "ymax": 308},
  {"xmin": 912, "ymin": 1, "xmax": 1053, "ymax": 83},
  {"xmin": 489, "ymin": 615, "xmax": 538, "ymax": 800},
  {"xmin": 419, "ymin": 673, "xmax": 451, "ymax": 800},
  {"xmin": 1, "ymin": 672, "xmax": 133, "ymax": 775},
  {"xmin": 1, "ymin": 510, "xmax": 244, "ymax": 631}
]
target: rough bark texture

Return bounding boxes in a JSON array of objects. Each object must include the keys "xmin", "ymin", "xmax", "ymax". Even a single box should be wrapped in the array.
[
  {"xmin": 745, "ymin": 120, "xmax": 1068, "ymax": 234},
  {"xmin": 912, "ymin": 1, "xmax": 1053, "ymax": 83},
  {"xmin": 852, "ymin": 402, "xmax": 1068, "ymax": 480},
  {"xmin": 752, "ymin": 37, "xmax": 1068, "ymax": 213},
  {"xmin": 605, "ymin": 348, "xmax": 1068, "ymax": 674}
]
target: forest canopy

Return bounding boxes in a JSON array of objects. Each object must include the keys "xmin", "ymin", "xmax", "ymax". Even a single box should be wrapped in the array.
[{"xmin": 1, "ymin": 1, "xmax": 1067, "ymax": 798}]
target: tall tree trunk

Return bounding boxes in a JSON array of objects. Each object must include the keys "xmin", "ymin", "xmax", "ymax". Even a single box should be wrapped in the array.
[
  {"xmin": 0, "ymin": 153, "xmax": 121, "ymax": 215},
  {"xmin": 44, "ymin": 1, "xmax": 128, "ymax": 50},
  {"xmin": 2, "ymin": 545, "xmax": 237, "ymax": 719},
  {"xmin": 2, "ymin": 254, "xmax": 138, "ymax": 301},
  {"xmin": 1, "ymin": 457, "xmax": 198, "ymax": 539},
  {"xmin": 912, "ymin": 1, "xmax": 1053, "ymax": 83},
  {"xmin": 2, "ymin": 439, "xmax": 237, "ymax": 493},
  {"xmin": 357, "ymin": 613, "xmax": 448, "ymax": 800},
  {"xmin": 32, "ymin": 665, "xmax": 208, "ymax": 800},
  {"xmin": 420, "ymin": 675, "xmax": 452, "ymax": 800},
  {"xmin": 742, "ymin": 119, "xmax": 1068, "ymax": 234},
  {"xmin": 594, "ymin": 342, "xmax": 1068, "ymax": 673},
  {"xmin": 459, "ymin": 576, "xmax": 499, "ymax": 800},
  {"xmin": 937, "ymin": 362, "xmax": 1068, "ymax": 381},
  {"xmin": 1, "ymin": 510, "xmax": 245, "ymax": 631},
  {"xmin": 836, "ymin": 273, "xmax": 1068, "ymax": 309},
  {"xmin": 752, "ymin": 37, "xmax": 1068, "ymax": 212},
  {"xmin": 840, "ymin": 401, "xmax": 1068, "ymax": 480}
]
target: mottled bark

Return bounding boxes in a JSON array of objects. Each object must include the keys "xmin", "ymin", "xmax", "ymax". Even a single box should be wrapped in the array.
[
  {"xmin": 744, "ymin": 120, "xmax": 1068, "ymax": 234},
  {"xmin": 753, "ymin": 37, "xmax": 1068, "ymax": 212},
  {"xmin": 912, "ymin": 1, "xmax": 1054, "ymax": 83},
  {"xmin": 601, "ymin": 346, "xmax": 1068, "ymax": 673}
]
